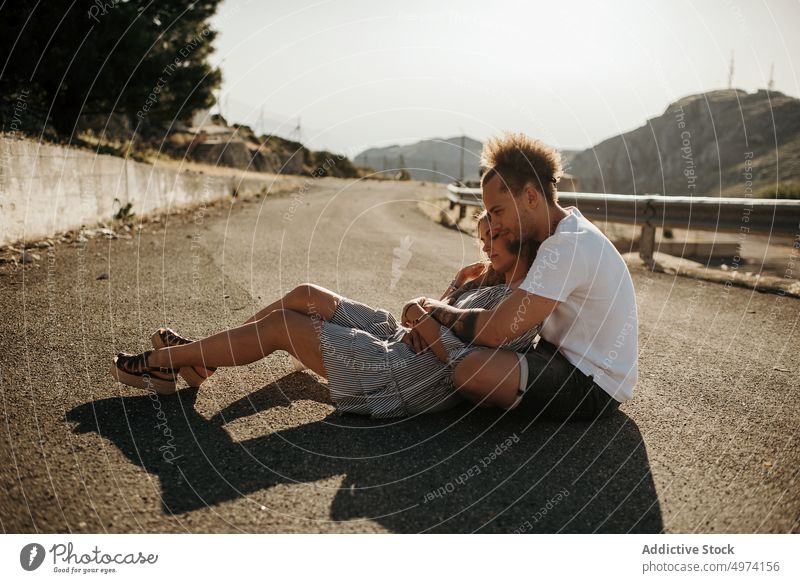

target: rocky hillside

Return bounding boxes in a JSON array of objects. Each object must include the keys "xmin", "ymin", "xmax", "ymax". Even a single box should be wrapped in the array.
[
  {"xmin": 568, "ymin": 89, "xmax": 800, "ymax": 197},
  {"xmin": 354, "ymin": 136, "xmax": 484, "ymax": 183},
  {"xmin": 76, "ymin": 112, "xmax": 359, "ymax": 179},
  {"xmin": 163, "ymin": 114, "xmax": 359, "ymax": 178}
]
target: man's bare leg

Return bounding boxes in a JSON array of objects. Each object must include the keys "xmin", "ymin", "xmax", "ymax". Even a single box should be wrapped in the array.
[{"xmin": 453, "ymin": 349, "xmax": 521, "ymax": 409}]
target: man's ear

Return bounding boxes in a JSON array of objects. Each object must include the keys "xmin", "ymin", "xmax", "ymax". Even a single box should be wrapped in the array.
[{"xmin": 524, "ymin": 182, "xmax": 541, "ymax": 208}]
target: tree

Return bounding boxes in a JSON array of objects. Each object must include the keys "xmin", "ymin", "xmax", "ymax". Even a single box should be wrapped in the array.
[{"xmin": 0, "ymin": 1, "xmax": 222, "ymax": 138}]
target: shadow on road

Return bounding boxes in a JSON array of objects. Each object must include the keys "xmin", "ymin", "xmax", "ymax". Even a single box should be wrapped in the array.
[{"xmin": 66, "ymin": 373, "xmax": 662, "ymax": 533}]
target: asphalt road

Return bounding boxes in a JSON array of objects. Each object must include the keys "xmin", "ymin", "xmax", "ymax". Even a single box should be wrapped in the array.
[{"xmin": 1, "ymin": 177, "xmax": 798, "ymax": 533}]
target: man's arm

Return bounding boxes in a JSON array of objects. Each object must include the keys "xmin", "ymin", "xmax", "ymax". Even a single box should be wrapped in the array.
[{"xmin": 423, "ymin": 288, "xmax": 559, "ymax": 347}]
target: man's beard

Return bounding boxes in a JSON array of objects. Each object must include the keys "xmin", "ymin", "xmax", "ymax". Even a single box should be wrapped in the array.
[
  {"xmin": 506, "ymin": 235, "xmax": 522, "ymax": 255},
  {"xmin": 505, "ymin": 233, "xmax": 539, "ymax": 260}
]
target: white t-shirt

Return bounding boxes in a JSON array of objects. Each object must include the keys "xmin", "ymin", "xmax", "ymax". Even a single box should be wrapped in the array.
[{"xmin": 519, "ymin": 207, "xmax": 638, "ymax": 402}]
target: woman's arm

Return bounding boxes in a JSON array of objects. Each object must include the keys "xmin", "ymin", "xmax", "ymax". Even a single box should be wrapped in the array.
[
  {"xmin": 439, "ymin": 261, "xmax": 489, "ymax": 301},
  {"xmin": 406, "ymin": 301, "xmax": 487, "ymax": 367},
  {"xmin": 402, "ymin": 302, "xmax": 449, "ymax": 362},
  {"xmin": 438, "ymin": 281, "xmax": 459, "ymax": 302},
  {"xmin": 412, "ymin": 315, "xmax": 450, "ymax": 363}
]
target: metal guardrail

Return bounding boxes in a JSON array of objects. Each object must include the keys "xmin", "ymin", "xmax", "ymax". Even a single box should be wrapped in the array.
[{"xmin": 446, "ymin": 183, "xmax": 800, "ymax": 263}]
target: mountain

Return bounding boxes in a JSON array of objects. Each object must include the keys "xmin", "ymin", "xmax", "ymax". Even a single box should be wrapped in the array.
[
  {"xmin": 559, "ymin": 149, "xmax": 581, "ymax": 169},
  {"xmin": 354, "ymin": 136, "xmax": 484, "ymax": 183},
  {"xmin": 567, "ymin": 89, "xmax": 800, "ymax": 197}
]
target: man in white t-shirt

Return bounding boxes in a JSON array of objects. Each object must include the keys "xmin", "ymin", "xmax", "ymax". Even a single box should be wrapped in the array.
[{"xmin": 412, "ymin": 132, "xmax": 638, "ymax": 421}]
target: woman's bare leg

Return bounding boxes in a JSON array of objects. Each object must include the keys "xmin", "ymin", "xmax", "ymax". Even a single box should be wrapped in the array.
[
  {"xmin": 170, "ymin": 284, "xmax": 341, "ymax": 379},
  {"xmin": 241, "ymin": 283, "xmax": 342, "ymax": 325},
  {"xmin": 147, "ymin": 309, "xmax": 327, "ymax": 377}
]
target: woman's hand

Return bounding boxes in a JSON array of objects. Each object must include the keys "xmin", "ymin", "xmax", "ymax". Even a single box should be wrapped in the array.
[
  {"xmin": 400, "ymin": 302, "xmax": 433, "ymax": 353},
  {"xmin": 401, "ymin": 326, "xmax": 426, "ymax": 353},
  {"xmin": 406, "ymin": 313, "xmax": 449, "ymax": 361},
  {"xmin": 400, "ymin": 327, "xmax": 418, "ymax": 349},
  {"xmin": 401, "ymin": 297, "xmax": 427, "ymax": 326},
  {"xmin": 454, "ymin": 261, "xmax": 488, "ymax": 287}
]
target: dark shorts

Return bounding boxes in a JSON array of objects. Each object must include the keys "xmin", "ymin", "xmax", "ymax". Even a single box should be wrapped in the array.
[{"xmin": 511, "ymin": 338, "xmax": 620, "ymax": 422}]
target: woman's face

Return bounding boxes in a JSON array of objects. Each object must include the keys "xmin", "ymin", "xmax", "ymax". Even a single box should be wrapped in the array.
[{"xmin": 479, "ymin": 219, "xmax": 521, "ymax": 275}]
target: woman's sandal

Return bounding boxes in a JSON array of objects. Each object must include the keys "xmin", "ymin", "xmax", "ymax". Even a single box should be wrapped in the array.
[
  {"xmin": 151, "ymin": 327, "xmax": 217, "ymax": 387},
  {"xmin": 110, "ymin": 349, "xmax": 179, "ymax": 395}
]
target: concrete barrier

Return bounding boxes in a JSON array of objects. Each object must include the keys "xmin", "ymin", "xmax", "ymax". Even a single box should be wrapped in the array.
[{"xmin": 0, "ymin": 137, "xmax": 299, "ymax": 247}]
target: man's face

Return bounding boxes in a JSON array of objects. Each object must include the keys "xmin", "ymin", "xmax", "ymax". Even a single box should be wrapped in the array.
[{"xmin": 482, "ymin": 174, "xmax": 528, "ymax": 244}]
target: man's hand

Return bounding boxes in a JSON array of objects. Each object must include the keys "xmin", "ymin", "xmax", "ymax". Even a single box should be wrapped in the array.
[
  {"xmin": 421, "ymin": 298, "xmax": 482, "ymax": 343},
  {"xmin": 420, "ymin": 297, "xmax": 448, "ymax": 314}
]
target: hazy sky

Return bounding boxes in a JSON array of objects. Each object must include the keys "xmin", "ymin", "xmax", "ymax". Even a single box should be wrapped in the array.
[{"xmin": 209, "ymin": 0, "xmax": 800, "ymax": 155}]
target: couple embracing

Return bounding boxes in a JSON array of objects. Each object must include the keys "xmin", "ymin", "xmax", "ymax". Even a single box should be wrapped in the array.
[{"xmin": 111, "ymin": 132, "xmax": 638, "ymax": 423}]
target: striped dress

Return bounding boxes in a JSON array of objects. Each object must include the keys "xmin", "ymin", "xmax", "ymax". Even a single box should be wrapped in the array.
[{"xmin": 318, "ymin": 285, "xmax": 541, "ymax": 419}]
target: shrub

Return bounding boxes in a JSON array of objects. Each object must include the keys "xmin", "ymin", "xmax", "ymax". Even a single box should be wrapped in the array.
[{"xmin": 756, "ymin": 181, "xmax": 800, "ymax": 200}]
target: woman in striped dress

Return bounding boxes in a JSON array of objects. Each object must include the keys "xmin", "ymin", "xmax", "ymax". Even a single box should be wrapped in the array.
[{"xmin": 110, "ymin": 214, "xmax": 542, "ymax": 418}]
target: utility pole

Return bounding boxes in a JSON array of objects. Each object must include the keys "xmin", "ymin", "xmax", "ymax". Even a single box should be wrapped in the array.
[
  {"xmin": 728, "ymin": 50, "xmax": 735, "ymax": 89},
  {"xmin": 768, "ymin": 62, "xmax": 775, "ymax": 92},
  {"xmin": 459, "ymin": 133, "xmax": 465, "ymax": 183}
]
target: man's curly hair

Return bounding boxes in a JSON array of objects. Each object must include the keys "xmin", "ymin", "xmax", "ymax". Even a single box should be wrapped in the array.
[{"xmin": 479, "ymin": 131, "xmax": 563, "ymax": 203}]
